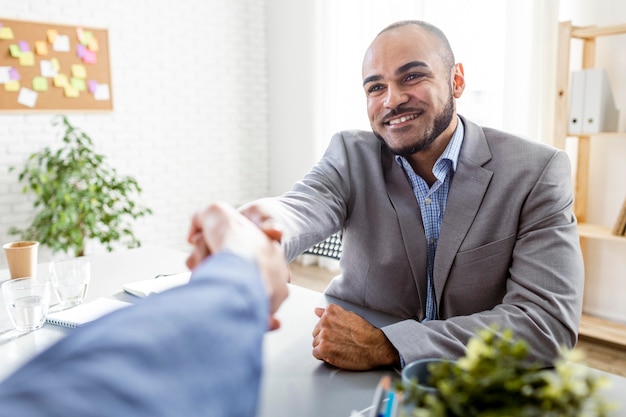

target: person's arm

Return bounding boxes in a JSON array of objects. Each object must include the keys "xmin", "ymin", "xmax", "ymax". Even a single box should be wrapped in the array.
[
  {"xmin": 0, "ymin": 252, "xmax": 267, "ymax": 417},
  {"xmin": 0, "ymin": 203, "xmax": 291, "ymax": 417},
  {"xmin": 239, "ymin": 132, "xmax": 356, "ymax": 262}
]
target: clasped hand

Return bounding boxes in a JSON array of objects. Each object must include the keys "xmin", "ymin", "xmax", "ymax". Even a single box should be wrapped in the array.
[
  {"xmin": 186, "ymin": 202, "xmax": 289, "ymax": 331},
  {"xmin": 312, "ymin": 304, "xmax": 400, "ymax": 370}
]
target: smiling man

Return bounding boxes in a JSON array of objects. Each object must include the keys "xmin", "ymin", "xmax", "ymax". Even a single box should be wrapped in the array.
[{"xmin": 241, "ymin": 20, "xmax": 583, "ymax": 370}]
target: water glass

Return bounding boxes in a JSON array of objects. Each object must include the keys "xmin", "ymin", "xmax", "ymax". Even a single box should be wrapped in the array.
[
  {"xmin": 2, "ymin": 277, "xmax": 51, "ymax": 332},
  {"xmin": 49, "ymin": 258, "xmax": 91, "ymax": 308}
]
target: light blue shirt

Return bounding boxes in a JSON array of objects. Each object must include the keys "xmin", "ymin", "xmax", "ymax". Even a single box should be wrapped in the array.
[{"xmin": 395, "ymin": 117, "xmax": 464, "ymax": 321}]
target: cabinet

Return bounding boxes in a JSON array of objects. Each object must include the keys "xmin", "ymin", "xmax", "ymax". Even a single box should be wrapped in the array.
[{"xmin": 553, "ymin": 21, "xmax": 626, "ymax": 346}]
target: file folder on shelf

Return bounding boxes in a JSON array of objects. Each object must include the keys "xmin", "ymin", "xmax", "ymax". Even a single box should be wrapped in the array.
[
  {"xmin": 568, "ymin": 69, "xmax": 620, "ymax": 134},
  {"xmin": 568, "ymin": 70, "xmax": 585, "ymax": 134}
]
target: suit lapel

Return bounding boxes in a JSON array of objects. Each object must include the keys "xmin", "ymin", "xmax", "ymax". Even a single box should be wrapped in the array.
[
  {"xmin": 382, "ymin": 147, "xmax": 428, "ymax": 319},
  {"xmin": 434, "ymin": 118, "xmax": 493, "ymax": 305}
]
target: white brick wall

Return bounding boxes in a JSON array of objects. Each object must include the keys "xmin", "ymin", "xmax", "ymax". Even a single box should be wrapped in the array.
[{"xmin": 0, "ymin": 0, "xmax": 269, "ymax": 268}]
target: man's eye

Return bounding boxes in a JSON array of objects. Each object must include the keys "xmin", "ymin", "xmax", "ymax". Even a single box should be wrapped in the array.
[
  {"xmin": 405, "ymin": 73, "xmax": 424, "ymax": 82},
  {"xmin": 367, "ymin": 84, "xmax": 384, "ymax": 94}
]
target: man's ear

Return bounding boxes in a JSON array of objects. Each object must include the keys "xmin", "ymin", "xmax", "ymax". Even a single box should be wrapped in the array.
[{"xmin": 452, "ymin": 63, "xmax": 465, "ymax": 98}]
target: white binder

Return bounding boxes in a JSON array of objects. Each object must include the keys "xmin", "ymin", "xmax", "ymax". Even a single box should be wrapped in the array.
[
  {"xmin": 568, "ymin": 70, "xmax": 586, "ymax": 134},
  {"xmin": 568, "ymin": 69, "xmax": 620, "ymax": 134},
  {"xmin": 582, "ymin": 68, "xmax": 619, "ymax": 133}
]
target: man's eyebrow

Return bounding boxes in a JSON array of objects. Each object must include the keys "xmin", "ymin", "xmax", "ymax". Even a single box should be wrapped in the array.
[
  {"xmin": 363, "ymin": 61, "xmax": 429, "ymax": 87},
  {"xmin": 363, "ymin": 75, "xmax": 381, "ymax": 87},
  {"xmin": 397, "ymin": 60, "xmax": 428, "ymax": 74}
]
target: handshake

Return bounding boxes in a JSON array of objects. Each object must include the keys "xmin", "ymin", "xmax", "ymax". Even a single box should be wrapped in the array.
[{"xmin": 185, "ymin": 202, "xmax": 290, "ymax": 330}]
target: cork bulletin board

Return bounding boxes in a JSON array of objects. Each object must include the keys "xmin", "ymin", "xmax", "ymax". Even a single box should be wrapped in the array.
[{"xmin": 0, "ymin": 18, "xmax": 113, "ymax": 111}]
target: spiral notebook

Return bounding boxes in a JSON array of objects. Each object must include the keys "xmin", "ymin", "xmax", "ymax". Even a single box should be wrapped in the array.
[
  {"xmin": 122, "ymin": 271, "xmax": 191, "ymax": 297},
  {"xmin": 46, "ymin": 297, "xmax": 132, "ymax": 328}
]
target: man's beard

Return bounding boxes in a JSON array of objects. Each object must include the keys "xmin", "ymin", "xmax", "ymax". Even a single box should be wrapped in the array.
[{"xmin": 374, "ymin": 93, "xmax": 455, "ymax": 157}]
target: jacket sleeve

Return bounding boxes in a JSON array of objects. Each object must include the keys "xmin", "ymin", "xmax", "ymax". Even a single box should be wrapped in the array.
[{"xmin": 0, "ymin": 251, "xmax": 268, "ymax": 417}]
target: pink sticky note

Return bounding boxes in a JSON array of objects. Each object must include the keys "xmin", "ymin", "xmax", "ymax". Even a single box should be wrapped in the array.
[
  {"xmin": 18, "ymin": 40, "xmax": 29, "ymax": 52},
  {"xmin": 9, "ymin": 67, "xmax": 20, "ymax": 80},
  {"xmin": 82, "ymin": 50, "xmax": 97, "ymax": 64},
  {"xmin": 88, "ymin": 80, "xmax": 98, "ymax": 93},
  {"xmin": 76, "ymin": 44, "xmax": 86, "ymax": 58}
]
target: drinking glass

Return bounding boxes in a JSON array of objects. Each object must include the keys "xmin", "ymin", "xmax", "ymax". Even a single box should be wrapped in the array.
[
  {"xmin": 2, "ymin": 276, "xmax": 51, "ymax": 331},
  {"xmin": 49, "ymin": 258, "xmax": 91, "ymax": 308}
]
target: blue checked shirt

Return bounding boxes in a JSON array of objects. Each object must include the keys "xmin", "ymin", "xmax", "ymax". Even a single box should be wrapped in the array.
[{"xmin": 395, "ymin": 117, "xmax": 464, "ymax": 321}]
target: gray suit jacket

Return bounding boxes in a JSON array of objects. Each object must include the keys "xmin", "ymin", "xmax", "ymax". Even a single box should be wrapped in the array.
[{"xmin": 254, "ymin": 115, "xmax": 583, "ymax": 366}]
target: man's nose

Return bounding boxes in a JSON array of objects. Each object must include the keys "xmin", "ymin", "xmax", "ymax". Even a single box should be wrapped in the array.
[{"xmin": 384, "ymin": 85, "xmax": 408, "ymax": 109}]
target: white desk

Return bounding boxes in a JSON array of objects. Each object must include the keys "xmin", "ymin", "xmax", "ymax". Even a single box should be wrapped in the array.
[{"xmin": 1, "ymin": 247, "xmax": 625, "ymax": 416}]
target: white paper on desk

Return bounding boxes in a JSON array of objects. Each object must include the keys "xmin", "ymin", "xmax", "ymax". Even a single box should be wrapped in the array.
[
  {"xmin": 46, "ymin": 297, "xmax": 131, "ymax": 328},
  {"xmin": 123, "ymin": 271, "xmax": 191, "ymax": 297}
]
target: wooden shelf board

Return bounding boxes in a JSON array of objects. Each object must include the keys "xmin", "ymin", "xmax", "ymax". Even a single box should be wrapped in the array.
[
  {"xmin": 567, "ymin": 132, "xmax": 626, "ymax": 138},
  {"xmin": 578, "ymin": 223, "xmax": 626, "ymax": 243},
  {"xmin": 572, "ymin": 23, "xmax": 626, "ymax": 39},
  {"xmin": 578, "ymin": 313, "xmax": 626, "ymax": 347}
]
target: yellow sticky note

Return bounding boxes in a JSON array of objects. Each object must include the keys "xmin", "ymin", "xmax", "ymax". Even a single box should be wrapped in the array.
[
  {"xmin": 51, "ymin": 57, "xmax": 60, "ymax": 71},
  {"xmin": 19, "ymin": 51, "xmax": 35, "ymax": 66},
  {"xmin": 81, "ymin": 31, "xmax": 93, "ymax": 46},
  {"xmin": 9, "ymin": 44, "xmax": 21, "ymax": 58},
  {"xmin": 47, "ymin": 29, "xmax": 58, "ymax": 44},
  {"xmin": 35, "ymin": 41, "xmax": 48, "ymax": 55},
  {"xmin": 0, "ymin": 26, "xmax": 14, "ymax": 40},
  {"xmin": 32, "ymin": 76, "xmax": 48, "ymax": 91},
  {"xmin": 53, "ymin": 73, "xmax": 69, "ymax": 88},
  {"xmin": 88, "ymin": 37, "xmax": 99, "ymax": 52},
  {"xmin": 4, "ymin": 80, "xmax": 20, "ymax": 91},
  {"xmin": 64, "ymin": 85, "xmax": 79, "ymax": 97},
  {"xmin": 71, "ymin": 64, "xmax": 86, "ymax": 79},
  {"xmin": 71, "ymin": 77, "xmax": 86, "ymax": 92}
]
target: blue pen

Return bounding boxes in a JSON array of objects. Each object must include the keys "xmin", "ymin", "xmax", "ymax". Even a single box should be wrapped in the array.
[
  {"xmin": 388, "ymin": 391, "xmax": 401, "ymax": 417},
  {"xmin": 381, "ymin": 390, "xmax": 395, "ymax": 417}
]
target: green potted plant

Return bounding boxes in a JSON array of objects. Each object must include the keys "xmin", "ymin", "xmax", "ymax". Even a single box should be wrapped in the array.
[
  {"xmin": 8, "ymin": 115, "xmax": 152, "ymax": 257},
  {"xmin": 398, "ymin": 326, "xmax": 614, "ymax": 417}
]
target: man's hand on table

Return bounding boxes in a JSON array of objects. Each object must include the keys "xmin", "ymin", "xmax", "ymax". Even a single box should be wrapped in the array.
[{"xmin": 312, "ymin": 303, "xmax": 401, "ymax": 370}]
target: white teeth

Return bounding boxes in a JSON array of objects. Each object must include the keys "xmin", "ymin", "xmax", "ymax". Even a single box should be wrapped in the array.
[{"xmin": 388, "ymin": 114, "xmax": 417, "ymax": 125}]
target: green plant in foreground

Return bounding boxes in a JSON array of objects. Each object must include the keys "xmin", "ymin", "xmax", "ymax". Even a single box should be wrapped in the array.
[
  {"xmin": 398, "ymin": 326, "xmax": 614, "ymax": 417},
  {"xmin": 9, "ymin": 115, "xmax": 152, "ymax": 257}
]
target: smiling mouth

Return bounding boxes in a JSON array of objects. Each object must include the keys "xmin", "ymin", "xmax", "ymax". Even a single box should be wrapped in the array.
[{"xmin": 386, "ymin": 112, "xmax": 420, "ymax": 126}]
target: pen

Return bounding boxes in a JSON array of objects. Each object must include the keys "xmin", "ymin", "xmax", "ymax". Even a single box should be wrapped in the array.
[
  {"xmin": 153, "ymin": 272, "xmax": 180, "ymax": 279},
  {"xmin": 368, "ymin": 375, "xmax": 390, "ymax": 417},
  {"xmin": 382, "ymin": 390, "xmax": 395, "ymax": 417},
  {"xmin": 388, "ymin": 391, "xmax": 402, "ymax": 417}
]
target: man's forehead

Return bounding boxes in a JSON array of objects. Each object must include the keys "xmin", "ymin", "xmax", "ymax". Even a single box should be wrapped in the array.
[
  {"xmin": 372, "ymin": 24, "xmax": 433, "ymax": 48},
  {"xmin": 363, "ymin": 27, "xmax": 436, "ymax": 75}
]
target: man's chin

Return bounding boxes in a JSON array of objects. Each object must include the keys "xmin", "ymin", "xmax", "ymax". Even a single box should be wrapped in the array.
[{"xmin": 372, "ymin": 130, "xmax": 422, "ymax": 156}]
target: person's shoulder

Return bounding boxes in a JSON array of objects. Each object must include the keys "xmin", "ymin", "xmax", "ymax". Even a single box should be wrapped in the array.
[
  {"xmin": 328, "ymin": 129, "xmax": 383, "ymax": 153},
  {"xmin": 333, "ymin": 129, "xmax": 379, "ymax": 143},
  {"xmin": 467, "ymin": 120, "xmax": 559, "ymax": 157},
  {"xmin": 460, "ymin": 115, "xmax": 564, "ymax": 171}
]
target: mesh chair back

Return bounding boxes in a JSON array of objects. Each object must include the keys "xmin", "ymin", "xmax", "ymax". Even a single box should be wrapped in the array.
[{"xmin": 303, "ymin": 233, "xmax": 342, "ymax": 260}]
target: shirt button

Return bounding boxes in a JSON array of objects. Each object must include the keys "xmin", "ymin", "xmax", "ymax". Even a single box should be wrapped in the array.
[
  {"xmin": 429, "ymin": 238, "xmax": 435, "ymax": 245},
  {"xmin": 425, "ymin": 198, "xmax": 432, "ymax": 205}
]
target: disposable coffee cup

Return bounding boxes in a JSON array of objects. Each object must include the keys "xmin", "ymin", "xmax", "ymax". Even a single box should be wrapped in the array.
[{"xmin": 3, "ymin": 241, "xmax": 39, "ymax": 279}]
